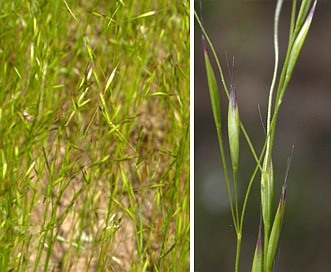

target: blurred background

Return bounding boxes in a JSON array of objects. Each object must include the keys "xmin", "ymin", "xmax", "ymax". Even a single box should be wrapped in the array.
[{"xmin": 194, "ymin": 1, "xmax": 331, "ymax": 271}]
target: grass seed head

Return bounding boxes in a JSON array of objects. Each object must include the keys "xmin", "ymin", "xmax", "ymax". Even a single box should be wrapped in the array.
[
  {"xmin": 285, "ymin": 0, "xmax": 317, "ymax": 86},
  {"xmin": 251, "ymin": 217, "xmax": 263, "ymax": 272},
  {"xmin": 227, "ymin": 56, "xmax": 240, "ymax": 175},
  {"xmin": 266, "ymin": 184, "xmax": 287, "ymax": 271},
  {"xmin": 261, "ymin": 159, "xmax": 274, "ymax": 236},
  {"xmin": 228, "ymin": 85, "xmax": 240, "ymax": 174}
]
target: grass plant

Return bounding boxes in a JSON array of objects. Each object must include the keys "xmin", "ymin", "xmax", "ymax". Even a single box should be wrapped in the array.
[
  {"xmin": 195, "ymin": 0, "xmax": 317, "ymax": 271},
  {"xmin": 0, "ymin": 0, "xmax": 189, "ymax": 271}
]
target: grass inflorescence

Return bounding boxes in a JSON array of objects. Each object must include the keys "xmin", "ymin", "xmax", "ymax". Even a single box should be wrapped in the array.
[
  {"xmin": 195, "ymin": 0, "xmax": 317, "ymax": 271},
  {"xmin": 0, "ymin": 0, "xmax": 189, "ymax": 271}
]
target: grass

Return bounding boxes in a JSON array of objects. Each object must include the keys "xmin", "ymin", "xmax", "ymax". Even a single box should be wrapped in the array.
[
  {"xmin": 0, "ymin": 0, "xmax": 189, "ymax": 271},
  {"xmin": 195, "ymin": 0, "xmax": 317, "ymax": 271}
]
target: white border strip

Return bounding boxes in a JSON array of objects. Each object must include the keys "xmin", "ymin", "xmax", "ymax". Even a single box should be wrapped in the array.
[{"xmin": 190, "ymin": 0, "xmax": 194, "ymax": 270}]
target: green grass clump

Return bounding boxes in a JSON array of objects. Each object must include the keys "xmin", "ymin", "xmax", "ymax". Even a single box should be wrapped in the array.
[{"xmin": 0, "ymin": 0, "xmax": 189, "ymax": 271}]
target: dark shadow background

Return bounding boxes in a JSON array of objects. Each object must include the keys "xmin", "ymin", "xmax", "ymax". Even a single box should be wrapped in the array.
[{"xmin": 194, "ymin": 1, "xmax": 331, "ymax": 271}]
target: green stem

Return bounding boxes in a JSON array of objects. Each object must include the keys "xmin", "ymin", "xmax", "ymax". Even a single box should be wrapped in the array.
[
  {"xmin": 266, "ymin": 0, "xmax": 283, "ymax": 134},
  {"xmin": 235, "ymin": 232, "xmax": 242, "ymax": 272},
  {"xmin": 233, "ymin": 174, "xmax": 240, "ymax": 228}
]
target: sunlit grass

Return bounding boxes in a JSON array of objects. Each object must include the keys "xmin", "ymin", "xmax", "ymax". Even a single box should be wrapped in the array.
[{"xmin": 0, "ymin": 1, "xmax": 189, "ymax": 271}]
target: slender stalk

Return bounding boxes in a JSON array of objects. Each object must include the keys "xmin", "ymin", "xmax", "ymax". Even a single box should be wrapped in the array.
[
  {"xmin": 235, "ymin": 232, "xmax": 242, "ymax": 272},
  {"xmin": 194, "ymin": 11, "xmax": 230, "ymax": 99},
  {"xmin": 266, "ymin": 0, "xmax": 283, "ymax": 135}
]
